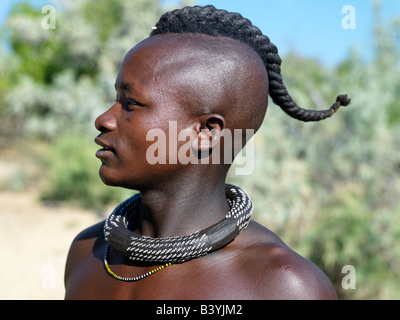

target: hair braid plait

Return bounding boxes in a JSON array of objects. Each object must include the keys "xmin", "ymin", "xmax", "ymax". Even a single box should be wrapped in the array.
[{"xmin": 150, "ymin": 5, "xmax": 351, "ymax": 122}]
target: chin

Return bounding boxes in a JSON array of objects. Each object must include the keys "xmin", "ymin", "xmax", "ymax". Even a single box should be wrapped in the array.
[
  {"xmin": 98, "ymin": 167, "xmax": 141, "ymax": 190},
  {"xmin": 98, "ymin": 165, "xmax": 121, "ymax": 187}
]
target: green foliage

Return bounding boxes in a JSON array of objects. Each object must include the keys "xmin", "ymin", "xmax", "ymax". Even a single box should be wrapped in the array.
[
  {"xmin": 41, "ymin": 134, "xmax": 127, "ymax": 209},
  {"xmin": 1, "ymin": 0, "xmax": 163, "ymax": 141},
  {"xmin": 301, "ymin": 183, "xmax": 400, "ymax": 299}
]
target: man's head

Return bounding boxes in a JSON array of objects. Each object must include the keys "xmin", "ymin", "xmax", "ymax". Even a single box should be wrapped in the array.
[
  {"xmin": 95, "ymin": 5, "xmax": 351, "ymax": 190},
  {"xmin": 95, "ymin": 32, "xmax": 267, "ymax": 189},
  {"xmin": 133, "ymin": 33, "xmax": 269, "ymax": 131}
]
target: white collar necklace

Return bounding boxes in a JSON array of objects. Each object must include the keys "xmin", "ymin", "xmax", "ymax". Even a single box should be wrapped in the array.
[{"xmin": 104, "ymin": 184, "xmax": 253, "ymax": 264}]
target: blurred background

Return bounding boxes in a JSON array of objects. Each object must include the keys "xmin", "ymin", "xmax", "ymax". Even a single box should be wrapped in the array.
[{"xmin": 0, "ymin": 0, "xmax": 399, "ymax": 299}]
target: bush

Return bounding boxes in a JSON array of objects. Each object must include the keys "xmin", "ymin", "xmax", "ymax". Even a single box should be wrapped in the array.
[{"xmin": 41, "ymin": 134, "xmax": 128, "ymax": 210}]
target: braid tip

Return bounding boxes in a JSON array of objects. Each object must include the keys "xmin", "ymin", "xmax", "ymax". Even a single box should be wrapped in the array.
[
  {"xmin": 330, "ymin": 94, "xmax": 351, "ymax": 115},
  {"xmin": 336, "ymin": 94, "xmax": 351, "ymax": 107}
]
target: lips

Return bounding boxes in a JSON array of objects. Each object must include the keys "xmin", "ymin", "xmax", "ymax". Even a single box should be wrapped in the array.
[{"xmin": 95, "ymin": 136, "xmax": 116, "ymax": 158}]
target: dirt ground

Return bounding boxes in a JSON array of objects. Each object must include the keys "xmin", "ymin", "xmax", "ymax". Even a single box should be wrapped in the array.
[{"xmin": 0, "ymin": 190, "xmax": 100, "ymax": 300}]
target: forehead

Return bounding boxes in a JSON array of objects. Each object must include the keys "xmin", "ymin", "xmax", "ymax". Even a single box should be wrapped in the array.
[
  {"xmin": 128, "ymin": 33, "xmax": 258, "ymax": 62},
  {"xmin": 115, "ymin": 33, "xmax": 268, "ymax": 120},
  {"xmin": 117, "ymin": 33, "xmax": 265, "ymax": 83}
]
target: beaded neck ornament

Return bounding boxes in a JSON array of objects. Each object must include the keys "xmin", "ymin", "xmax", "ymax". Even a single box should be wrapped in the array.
[{"xmin": 103, "ymin": 184, "xmax": 253, "ymax": 282}]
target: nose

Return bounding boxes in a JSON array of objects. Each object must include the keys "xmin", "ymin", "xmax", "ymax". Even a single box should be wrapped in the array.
[{"xmin": 95, "ymin": 104, "xmax": 118, "ymax": 133}]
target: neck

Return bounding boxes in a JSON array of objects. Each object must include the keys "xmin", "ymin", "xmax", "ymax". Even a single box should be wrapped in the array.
[
  {"xmin": 133, "ymin": 179, "xmax": 229, "ymax": 238},
  {"xmin": 104, "ymin": 183, "xmax": 253, "ymax": 265}
]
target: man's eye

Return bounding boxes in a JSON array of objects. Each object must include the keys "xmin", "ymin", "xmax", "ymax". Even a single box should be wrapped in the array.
[
  {"xmin": 114, "ymin": 94, "xmax": 144, "ymax": 110},
  {"xmin": 121, "ymin": 98, "xmax": 144, "ymax": 111},
  {"xmin": 127, "ymin": 98, "xmax": 139, "ymax": 106}
]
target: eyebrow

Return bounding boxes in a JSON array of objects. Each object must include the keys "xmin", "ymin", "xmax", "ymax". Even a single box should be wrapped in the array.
[{"xmin": 114, "ymin": 82, "xmax": 132, "ymax": 92}]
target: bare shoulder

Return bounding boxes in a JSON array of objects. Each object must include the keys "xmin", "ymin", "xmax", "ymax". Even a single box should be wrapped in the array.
[
  {"xmin": 64, "ymin": 221, "xmax": 105, "ymax": 285},
  {"xmin": 238, "ymin": 221, "xmax": 337, "ymax": 300}
]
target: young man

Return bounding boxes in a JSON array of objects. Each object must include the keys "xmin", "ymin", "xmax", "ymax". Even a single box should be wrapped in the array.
[{"xmin": 64, "ymin": 6, "xmax": 350, "ymax": 300}]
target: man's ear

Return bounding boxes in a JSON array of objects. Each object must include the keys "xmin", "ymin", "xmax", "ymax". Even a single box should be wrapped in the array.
[{"xmin": 191, "ymin": 114, "xmax": 225, "ymax": 154}]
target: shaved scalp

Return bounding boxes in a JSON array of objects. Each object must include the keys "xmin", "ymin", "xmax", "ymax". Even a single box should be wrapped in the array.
[
  {"xmin": 150, "ymin": 5, "xmax": 351, "ymax": 122},
  {"xmin": 128, "ymin": 34, "xmax": 269, "ymax": 132}
]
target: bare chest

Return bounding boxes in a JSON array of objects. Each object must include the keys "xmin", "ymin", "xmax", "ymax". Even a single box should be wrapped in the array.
[{"xmin": 65, "ymin": 252, "xmax": 258, "ymax": 300}]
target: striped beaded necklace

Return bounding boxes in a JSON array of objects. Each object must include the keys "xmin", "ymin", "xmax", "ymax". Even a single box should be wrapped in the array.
[{"xmin": 103, "ymin": 184, "xmax": 253, "ymax": 282}]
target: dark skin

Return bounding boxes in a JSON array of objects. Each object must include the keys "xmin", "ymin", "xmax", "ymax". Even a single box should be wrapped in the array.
[{"xmin": 64, "ymin": 34, "xmax": 337, "ymax": 300}]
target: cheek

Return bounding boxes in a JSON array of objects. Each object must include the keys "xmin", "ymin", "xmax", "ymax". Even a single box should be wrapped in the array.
[{"xmin": 116, "ymin": 119, "xmax": 150, "ymax": 157}]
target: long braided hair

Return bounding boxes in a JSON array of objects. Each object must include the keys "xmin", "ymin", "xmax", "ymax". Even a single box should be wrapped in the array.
[{"xmin": 150, "ymin": 5, "xmax": 351, "ymax": 122}]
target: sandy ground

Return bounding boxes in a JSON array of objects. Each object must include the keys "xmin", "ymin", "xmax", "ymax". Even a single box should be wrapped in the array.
[{"xmin": 0, "ymin": 190, "xmax": 101, "ymax": 300}]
